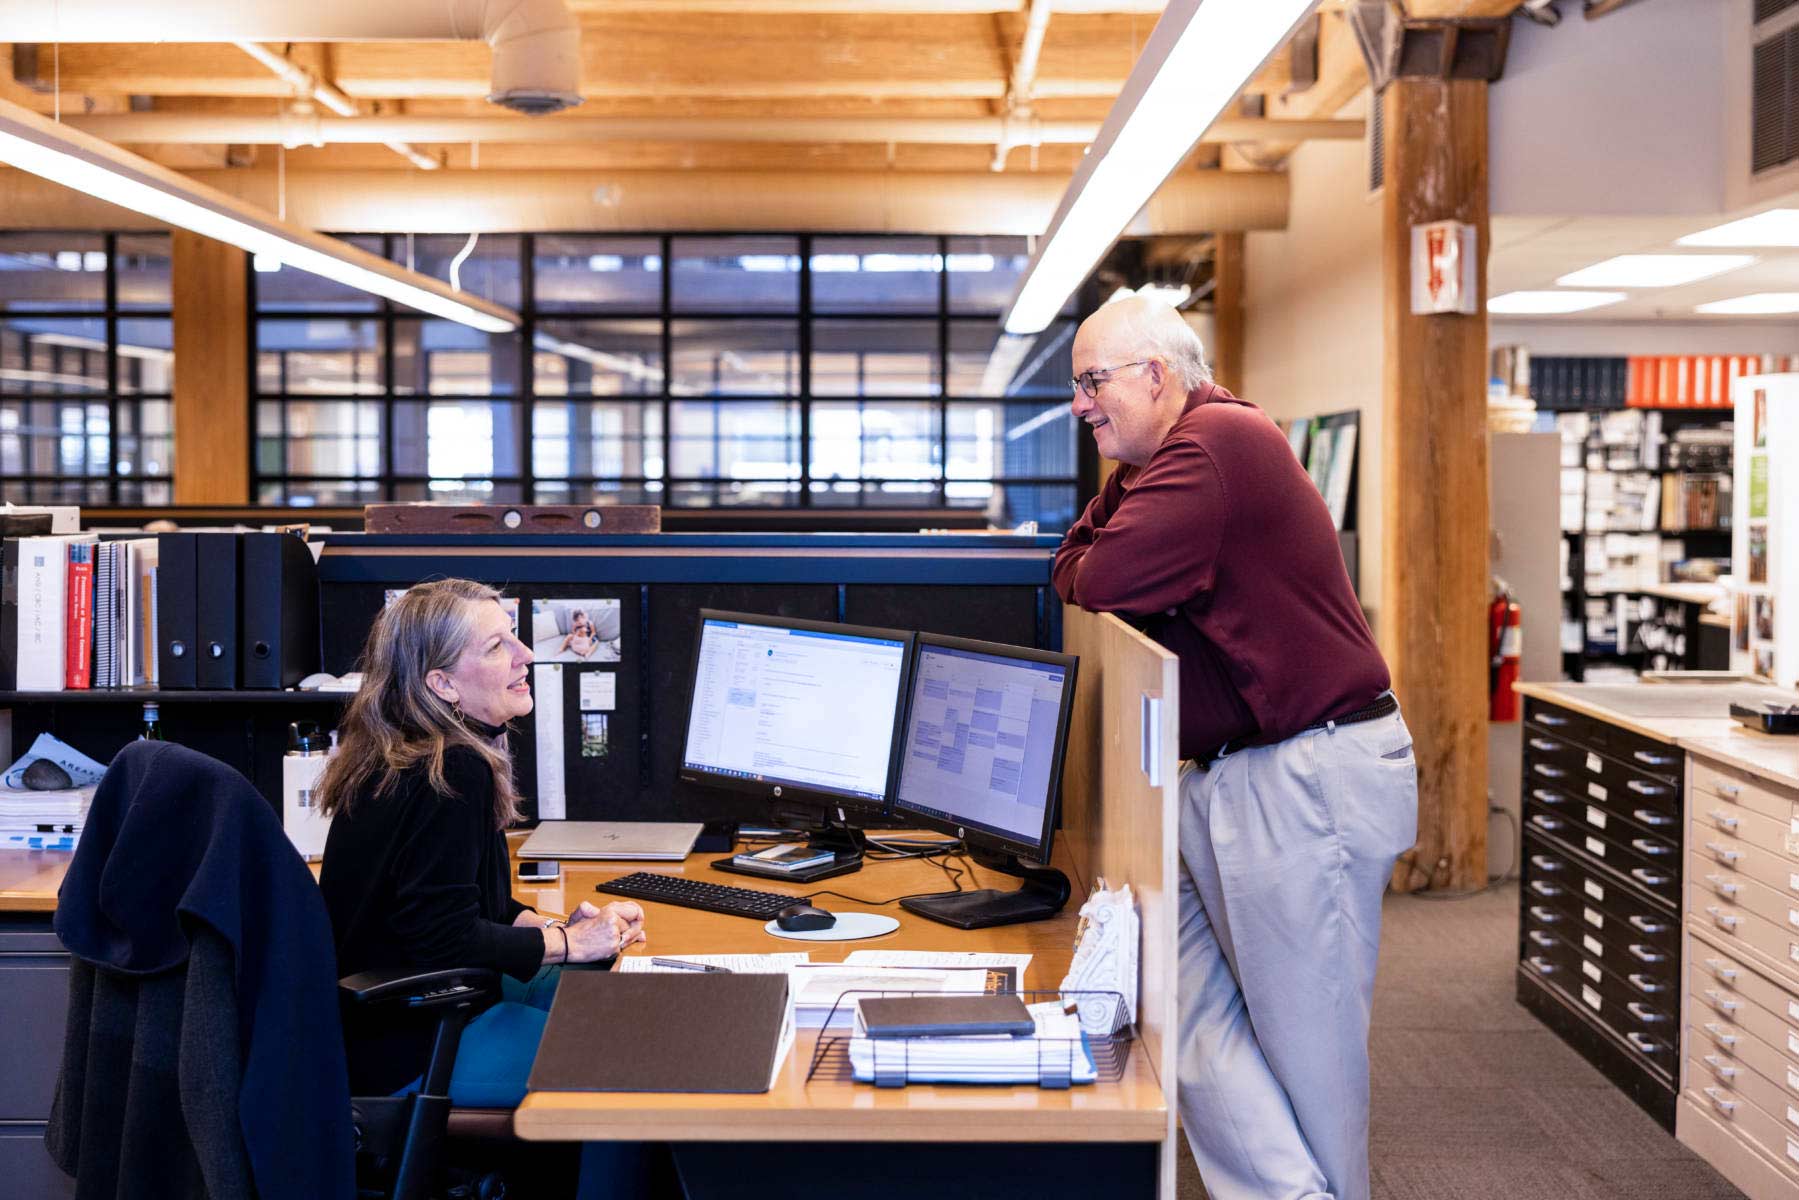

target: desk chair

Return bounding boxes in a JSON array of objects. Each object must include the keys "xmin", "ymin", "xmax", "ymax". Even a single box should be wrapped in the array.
[{"xmin": 47, "ymin": 740, "xmax": 547, "ymax": 1200}]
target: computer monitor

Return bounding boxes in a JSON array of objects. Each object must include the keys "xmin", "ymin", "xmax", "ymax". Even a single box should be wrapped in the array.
[
  {"xmin": 890, "ymin": 633, "xmax": 1078, "ymax": 929},
  {"xmin": 678, "ymin": 609, "xmax": 914, "ymax": 876}
]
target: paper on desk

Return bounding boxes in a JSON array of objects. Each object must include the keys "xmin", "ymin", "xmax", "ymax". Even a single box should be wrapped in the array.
[
  {"xmin": 789, "ymin": 965, "xmax": 989, "ymax": 1029},
  {"xmin": 843, "ymin": 950, "xmax": 1032, "ymax": 974},
  {"xmin": 614, "ymin": 952, "xmax": 811, "ymax": 974},
  {"xmin": 847, "ymin": 1000, "xmax": 1098, "ymax": 1086}
]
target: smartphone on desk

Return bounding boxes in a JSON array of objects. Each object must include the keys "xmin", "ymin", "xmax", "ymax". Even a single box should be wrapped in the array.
[{"xmin": 519, "ymin": 860, "xmax": 561, "ymax": 882}]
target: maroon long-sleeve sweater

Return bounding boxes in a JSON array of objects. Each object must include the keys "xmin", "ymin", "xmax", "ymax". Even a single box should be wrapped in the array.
[{"xmin": 1053, "ymin": 382, "xmax": 1390, "ymax": 760}]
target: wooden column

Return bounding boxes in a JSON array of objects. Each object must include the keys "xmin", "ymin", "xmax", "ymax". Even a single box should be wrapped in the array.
[
  {"xmin": 1378, "ymin": 78, "xmax": 1490, "ymax": 893},
  {"xmin": 1212, "ymin": 232, "xmax": 1246, "ymax": 395},
  {"xmin": 171, "ymin": 230, "xmax": 250, "ymax": 504}
]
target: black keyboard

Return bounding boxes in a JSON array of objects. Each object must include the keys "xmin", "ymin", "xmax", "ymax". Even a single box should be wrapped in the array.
[{"xmin": 596, "ymin": 871, "xmax": 799, "ymax": 921}]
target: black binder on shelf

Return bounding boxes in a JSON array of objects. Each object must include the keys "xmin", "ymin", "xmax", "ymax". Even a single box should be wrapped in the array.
[
  {"xmin": 240, "ymin": 532, "xmax": 320, "ymax": 689},
  {"xmin": 527, "ymin": 971, "xmax": 793, "ymax": 1094},
  {"xmin": 195, "ymin": 532, "xmax": 241, "ymax": 689},
  {"xmin": 156, "ymin": 531, "xmax": 198, "ymax": 689}
]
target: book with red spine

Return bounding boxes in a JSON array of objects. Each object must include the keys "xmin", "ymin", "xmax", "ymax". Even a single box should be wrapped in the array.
[{"xmin": 65, "ymin": 542, "xmax": 93, "ymax": 689}]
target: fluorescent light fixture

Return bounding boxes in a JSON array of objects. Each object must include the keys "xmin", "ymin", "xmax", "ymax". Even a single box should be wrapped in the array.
[
  {"xmin": 1487, "ymin": 290, "xmax": 1627, "ymax": 314},
  {"xmin": 1002, "ymin": 0, "xmax": 1316, "ymax": 334},
  {"xmin": 0, "ymin": 97, "xmax": 519, "ymax": 333},
  {"xmin": 1555, "ymin": 254, "xmax": 1753, "ymax": 288},
  {"xmin": 1694, "ymin": 292, "xmax": 1799, "ymax": 315},
  {"xmin": 1679, "ymin": 209, "xmax": 1799, "ymax": 247}
]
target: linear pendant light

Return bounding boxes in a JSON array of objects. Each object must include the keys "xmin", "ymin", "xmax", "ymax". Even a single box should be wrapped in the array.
[
  {"xmin": 0, "ymin": 97, "xmax": 519, "ymax": 333},
  {"xmin": 1001, "ymin": 0, "xmax": 1318, "ymax": 335}
]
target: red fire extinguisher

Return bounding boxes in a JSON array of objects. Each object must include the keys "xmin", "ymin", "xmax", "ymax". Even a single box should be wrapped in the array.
[{"xmin": 1490, "ymin": 582, "xmax": 1521, "ymax": 723}]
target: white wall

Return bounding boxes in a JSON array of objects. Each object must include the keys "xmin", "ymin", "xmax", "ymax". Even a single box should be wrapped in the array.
[
  {"xmin": 1491, "ymin": 320, "xmax": 1799, "ymax": 357},
  {"xmin": 1242, "ymin": 97, "xmax": 1387, "ymax": 635}
]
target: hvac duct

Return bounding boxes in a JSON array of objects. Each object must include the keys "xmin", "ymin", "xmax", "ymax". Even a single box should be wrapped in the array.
[{"xmin": 0, "ymin": 0, "xmax": 582, "ymax": 114}]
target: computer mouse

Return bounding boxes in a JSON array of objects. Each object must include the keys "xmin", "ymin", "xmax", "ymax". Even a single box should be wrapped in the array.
[{"xmin": 775, "ymin": 903, "xmax": 837, "ymax": 932}]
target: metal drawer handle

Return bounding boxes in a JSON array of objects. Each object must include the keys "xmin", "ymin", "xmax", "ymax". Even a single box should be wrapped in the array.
[
  {"xmin": 1706, "ymin": 875, "xmax": 1741, "ymax": 899},
  {"xmin": 1528, "ymin": 737, "xmax": 1562, "ymax": 753},
  {"xmin": 1705, "ymin": 958, "xmax": 1739, "ymax": 983},
  {"xmin": 1531, "ymin": 788, "xmax": 1566, "ymax": 806},
  {"xmin": 1702, "ymin": 1054, "xmax": 1738, "ymax": 1081},
  {"xmin": 1632, "ymin": 808, "xmax": 1673, "ymax": 827},
  {"xmin": 1710, "ymin": 810, "xmax": 1740, "ymax": 831},
  {"xmin": 1529, "ymin": 906, "xmax": 1561, "ymax": 923},
  {"xmin": 1705, "ymin": 842, "xmax": 1743, "ymax": 865},
  {"xmin": 1707, "ymin": 906, "xmax": 1741, "ymax": 931},
  {"xmin": 1628, "ymin": 943, "xmax": 1665, "ymax": 963},
  {"xmin": 1630, "ymin": 838, "xmax": 1671, "ymax": 856},
  {"xmin": 1705, "ymin": 989, "xmax": 1741, "ymax": 1015},
  {"xmin": 1534, "ymin": 712, "xmax": 1570, "ymax": 728},
  {"xmin": 1529, "ymin": 881, "xmax": 1562, "ymax": 898},
  {"xmin": 1633, "ymin": 750, "xmax": 1677, "ymax": 768},
  {"xmin": 1528, "ymin": 930, "xmax": 1557, "ymax": 948},
  {"xmin": 1714, "ymin": 781, "xmax": 1742, "ymax": 798},
  {"xmin": 1627, "ymin": 973, "xmax": 1663, "ymax": 994},
  {"xmin": 1532, "ymin": 815, "xmax": 1565, "ymax": 832},
  {"xmin": 1628, "ymin": 915, "xmax": 1668, "ymax": 934},
  {"xmin": 1626, "ymin": 1031, "xmax": 1659, "ymax": 1055},
  {"xmin": 1704, "ymin": 1086, "xmax": 1737, "ymax": 1116},
  {"xmin": 1631, "ymin": 868, "xmax": 1671, "ymax": 887},
  {"xmin": 1627, "ymin": 1001, "xmax": 1663, "ymax": 1023},
  {"xmin": 1529, "ymin": 854, "xmax": 1562, "ymax": 872},
  {"xmin": 1527, "ymin": 955, "xmax": 1556, "ymax": 975},
  {"xmin": 1533, "ymin": 763, "xmax": 1569, "ymax": 780},
  {"xmin": 1703, "ymin": 1022, "xmax": 1738, "ymax": 1049},
  {"xmin": 1626, "ymin": 779, "xmax": 1668, "ymax": 796}
]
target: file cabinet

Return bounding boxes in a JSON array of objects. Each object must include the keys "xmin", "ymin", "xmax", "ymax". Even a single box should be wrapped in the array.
[
  {"xmin": 1678, "ymin": 750, "xmax": 1799, "ymax": 1200},
  {"xmin": 1517, "ymin": 698, "xmax": 1683, "ymax": 1130}
]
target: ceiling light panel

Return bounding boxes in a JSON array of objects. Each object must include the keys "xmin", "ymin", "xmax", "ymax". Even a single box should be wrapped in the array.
[
  {"xmin": 1488, "ymin": 291, "xmax": 1628, "ymax": 314},
  {"xmin": 1555, "ymin": 255, "xmax": 1755, "ymax": 288},
  {"xmin": 1695, "ymin": 293, "xmax": 1799, "ymax": 315},
  {"xmin": 1678, "ymin": 209, "xmax": 1799, "ymax": 247}
]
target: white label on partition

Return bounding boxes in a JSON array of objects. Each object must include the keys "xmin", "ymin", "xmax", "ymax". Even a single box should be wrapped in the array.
[
  {"xmin": 1584, "ymin": 906, "xmax": 1604, "ymax": 929},
  {"xmin": 1587, "ymin": 836, "xmax": 1607, "ymax": 858},
  {"xmin": 1586, "ymin": 752, "xmax": 1602, "ymax": 774},
  {"xmin": 1588, "ymin": 783, "xmax": 1607, "ymax": 803},
  {"xmin": 1583, "ymin": 961, "xmax": 1602, "ymax": 983},
  {"xmin": 1582, "ymin": 985, "xmax": 1602, "ymax": 1011},
  {"xmin": 578, "ymin": 671, "xmax": 617, "ymax": 712},
  {"xmin": 1586, "ymin": 880, "xmax": 1606, "ymax": 902},
  {"xmin": 1583, "ymin": 934, "xmax": 1604, "ymax": 958},
  {"xmin": 1587, "ymin": 804, "xmax": 1608, "ymax": 828}
]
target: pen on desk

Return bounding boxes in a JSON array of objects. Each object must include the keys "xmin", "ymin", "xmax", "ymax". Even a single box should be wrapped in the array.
[{"xmin": 651, "ymin": 957, "xmax": 733, "ymax": 973}]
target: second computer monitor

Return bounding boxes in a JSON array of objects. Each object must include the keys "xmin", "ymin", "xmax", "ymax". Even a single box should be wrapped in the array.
[
  {"xmin": 892, "ymin": 633, "xmax": 1076, "ymax": 862},
  {"xmin": 679, "ymin": 610, "xmax": 912, "ymax": 817}
]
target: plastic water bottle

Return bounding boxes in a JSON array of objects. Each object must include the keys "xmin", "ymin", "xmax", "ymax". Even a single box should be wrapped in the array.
[{"xmin": 140, "ymin": 702, "xmax": 163, "ymax": 741}]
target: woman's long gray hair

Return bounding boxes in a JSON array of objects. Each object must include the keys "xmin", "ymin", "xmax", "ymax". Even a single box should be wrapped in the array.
[{"xmin": 315, "ymin": 578, "xmax": 524, "ymax": 827}]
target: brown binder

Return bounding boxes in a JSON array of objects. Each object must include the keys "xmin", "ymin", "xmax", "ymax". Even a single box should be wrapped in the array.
[{"xmin": 526, "ymin": 971, "xmax": 794, "ymax": 1094}]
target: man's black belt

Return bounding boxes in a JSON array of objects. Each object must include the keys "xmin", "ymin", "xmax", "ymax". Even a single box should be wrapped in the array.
[{"xmin": 1197, "ymin": 691, "xmax": 1399, "ymax": 768}]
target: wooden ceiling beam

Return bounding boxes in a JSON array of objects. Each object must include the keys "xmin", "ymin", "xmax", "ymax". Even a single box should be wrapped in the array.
[
  {"xmin": 1242, "ymin": 10, "xmax": 1370, "ymax": 163},
  {"xmin": 1399, "ymin": 0, "xmax": 1524, "ymax": 16}
]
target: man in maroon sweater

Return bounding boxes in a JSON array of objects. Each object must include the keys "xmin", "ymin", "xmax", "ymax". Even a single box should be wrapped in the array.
[{"xmin": 1054, "ymin": 297, "xmax": 1417, "ymax": 1200}]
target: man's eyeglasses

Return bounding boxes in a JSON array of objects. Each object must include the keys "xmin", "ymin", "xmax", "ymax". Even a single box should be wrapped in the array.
[{"xmin": 1071, "ymin": 359, "xmax": 1154, "ymax": 399}]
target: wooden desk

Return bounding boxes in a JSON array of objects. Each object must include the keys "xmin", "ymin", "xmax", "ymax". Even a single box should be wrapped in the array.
[
  {"xmin": 512, "ymin": 840, "xmax": 1168, "ymax": 1150},
  {"xmin": 0, "ymin": 848, "xmax": 67, "ymax": 913}
]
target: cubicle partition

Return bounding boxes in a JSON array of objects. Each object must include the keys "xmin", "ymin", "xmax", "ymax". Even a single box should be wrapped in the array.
[{"xmin": 1060, "ymin": 607, "xmax": 1183, "ymax": 1197}]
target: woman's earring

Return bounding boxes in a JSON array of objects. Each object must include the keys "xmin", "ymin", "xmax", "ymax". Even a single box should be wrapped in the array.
[{"xmin": 452, "ymin": 701, "xmax": 463, "ymax": 721}]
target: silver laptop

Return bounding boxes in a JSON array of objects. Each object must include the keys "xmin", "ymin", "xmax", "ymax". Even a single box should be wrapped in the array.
[{"xmin": 518, "ymin": 821, "xmax": 704, "ymax": 861}]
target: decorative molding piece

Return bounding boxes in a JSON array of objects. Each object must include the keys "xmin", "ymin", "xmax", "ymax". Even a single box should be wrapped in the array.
[{"xmin": 1347, "ymin": 1, "xmax": 1512, "ymax": 93}]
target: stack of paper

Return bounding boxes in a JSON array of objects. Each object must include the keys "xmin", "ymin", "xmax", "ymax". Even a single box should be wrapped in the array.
[
  {"xmin": 790, "ymin": 964, "xmax": 990, "ymax": 1031},
  {"xmin": 847, "ymin": 1000, "xmax": 1098, "ymax": 1086},
  {"xmin": 0, "ymin": 784, "xmax": 96, "ymax": 850}
]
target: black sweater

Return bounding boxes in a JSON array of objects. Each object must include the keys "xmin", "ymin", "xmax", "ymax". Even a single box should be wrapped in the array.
[{"xmin": 320, "ymin": 743, "xmax": 543, "ymax": 1093}]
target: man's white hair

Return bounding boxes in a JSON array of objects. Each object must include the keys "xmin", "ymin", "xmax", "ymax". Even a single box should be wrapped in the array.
[{"xmin": 1107, "ymin": 295, "xmax": 1214, "ymax": 390}]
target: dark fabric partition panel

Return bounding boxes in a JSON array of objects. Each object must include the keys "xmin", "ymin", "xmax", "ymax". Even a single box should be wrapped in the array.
[{"xmin": 843, "ymin": 584, "xmax": 1042, "ymax": 649}]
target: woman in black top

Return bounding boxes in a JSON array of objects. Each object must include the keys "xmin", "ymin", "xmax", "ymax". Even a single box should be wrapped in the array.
[{"xmin": 318, "ymin": 578, "xmax": 645, "ymax": 1102}]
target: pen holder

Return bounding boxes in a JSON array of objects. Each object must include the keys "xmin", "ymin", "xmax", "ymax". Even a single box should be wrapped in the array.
[{"xmin": 806, "ymin": 989, "xmax": 1133, "ymax": 1090}]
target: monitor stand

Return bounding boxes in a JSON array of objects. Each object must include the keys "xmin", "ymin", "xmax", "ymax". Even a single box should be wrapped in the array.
[
  {"xmin": 711, "ymin": 824, "xmax": 867, "ymax": 884},
  {"xmin": 900, "ymin": 845, "xmax": 1072, "ymax": 930}
]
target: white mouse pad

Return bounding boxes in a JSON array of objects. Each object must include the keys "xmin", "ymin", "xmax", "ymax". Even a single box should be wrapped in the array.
[{"xmin": 763, "ymin": 912, "xmax": 900, "ymax": 941}]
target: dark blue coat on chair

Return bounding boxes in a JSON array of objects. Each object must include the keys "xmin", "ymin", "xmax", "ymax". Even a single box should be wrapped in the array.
[{"xmin": 47, "ymin": 740, "xmax": 355, "ymax": 1200}]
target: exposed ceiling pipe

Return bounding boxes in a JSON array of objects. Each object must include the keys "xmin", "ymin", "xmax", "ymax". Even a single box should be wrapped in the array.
[
  {"xmin": 233, "ymin": 42, "xmax": 439, "ymax": 171},
  {"xmin": 66, "ymin": 113, "xmax": 1365, "ymax": 148},
  {"xmin": 0, "ymin": 0, "xmax": 581, "ymax": 115},
  {"xmin": 993, "ymin": 0, "xmax": 1055, "ymax": 171}
]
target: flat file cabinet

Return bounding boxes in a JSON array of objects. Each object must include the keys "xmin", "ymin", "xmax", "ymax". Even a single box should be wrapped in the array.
[
  {"xmin": 1517, "ymin": 697, "xmax": 1684, "ymax": 1131},
  {"xmin": 1679, "ymin": 750, "xmax": 1799, "ymax": 1200}
]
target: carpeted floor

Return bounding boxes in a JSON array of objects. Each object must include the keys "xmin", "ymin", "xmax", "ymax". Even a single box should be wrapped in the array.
[{"xmin": 1174, "ymin": 882, "xmax": 1747, "ymax": 1200}]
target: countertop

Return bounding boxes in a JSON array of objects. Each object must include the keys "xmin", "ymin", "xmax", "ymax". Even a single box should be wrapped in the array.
[{"xmin": 1516, "ymin": 679, "xmax": 1799, "ymax": 788}]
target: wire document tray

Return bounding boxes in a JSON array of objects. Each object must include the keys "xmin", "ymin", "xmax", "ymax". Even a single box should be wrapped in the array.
[{"xmin": 806, "ymin": 989, "xmax": 1133, "ymax": 1090}]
